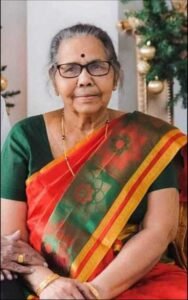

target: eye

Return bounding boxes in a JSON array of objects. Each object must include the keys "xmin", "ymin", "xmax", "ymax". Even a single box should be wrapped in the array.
[
  {"xmin": 61, "ymin": 64, "xmax": 78, "ymax": 73},
  {"xmin": 90, "ymin": 62, "xmax": 103, "ymax": 70},
  {"xmin": 87, "ymin": 61, "xmax": 110, "ymax": 76}
]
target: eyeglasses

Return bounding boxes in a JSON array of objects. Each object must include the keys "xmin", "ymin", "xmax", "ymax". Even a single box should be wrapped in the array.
[{"xmin": 55, "ymin": 60, "xmax": 111, "ymax": 78}]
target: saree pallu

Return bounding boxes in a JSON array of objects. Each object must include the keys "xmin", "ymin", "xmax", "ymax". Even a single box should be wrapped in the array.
[{"xmin": 26, "ymin": 112, "xmax": 187, "ymax": 299}]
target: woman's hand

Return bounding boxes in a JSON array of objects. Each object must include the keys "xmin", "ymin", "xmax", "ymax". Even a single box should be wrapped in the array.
[
  {"xmin": 39, "ymin": 277, "xmax": 96, "ymax": 300},
  {"xmin": 0, "ymin": 270, "xmax": 18, "ymax": 281},
  {"xmin": 1, "ymin": 230, "xmax": 47, "ymax": 280}
]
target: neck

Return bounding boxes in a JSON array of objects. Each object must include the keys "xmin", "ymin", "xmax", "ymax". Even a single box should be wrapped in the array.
[{"xmin": 62, "ymin": 108, "xmax": 110, "ymax": 135}]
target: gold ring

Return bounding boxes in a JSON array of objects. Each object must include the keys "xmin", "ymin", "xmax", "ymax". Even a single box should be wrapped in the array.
[{"xmin": 17, "ymin": 254, "xmax": 25, "ymax": 264}]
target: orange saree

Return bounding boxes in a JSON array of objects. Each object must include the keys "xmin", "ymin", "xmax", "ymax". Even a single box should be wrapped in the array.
[{"xmin": 26, "ymin": 112, "xmax": 187, "ymax": 299}]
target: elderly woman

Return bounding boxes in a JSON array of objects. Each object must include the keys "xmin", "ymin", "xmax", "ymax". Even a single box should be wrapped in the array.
[{"xmin": 1, "ymin": 23, "xmax": 187, "ymax": 299}]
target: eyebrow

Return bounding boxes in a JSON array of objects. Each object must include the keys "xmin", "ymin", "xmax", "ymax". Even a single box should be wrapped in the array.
[{"xmin": 57, "ymin": 59, "xmax": 107, "ymax": 65}]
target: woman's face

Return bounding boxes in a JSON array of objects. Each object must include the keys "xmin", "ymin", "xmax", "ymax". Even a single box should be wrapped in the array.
[{"xmin": 53, "ymin": 35, "xmax": 116, "ymax": 115}]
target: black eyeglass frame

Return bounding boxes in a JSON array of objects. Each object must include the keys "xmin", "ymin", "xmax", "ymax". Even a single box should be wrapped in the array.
[{"xmin": 54, "ymin": 60, "xmax": 112, "ymax": 78}]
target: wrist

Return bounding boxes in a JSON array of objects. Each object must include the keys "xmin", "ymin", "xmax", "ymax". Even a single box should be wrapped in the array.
[
  {"xmin": 89, "ymin": 281, "xmax": 111, "ymax": 299},
  {"xmin": 84, "ymin": 282, "xmax": 100, "ymax": 299},
  {"xmin": 36, "ymin": 273, "xmax": 60, "ymax": 296}
]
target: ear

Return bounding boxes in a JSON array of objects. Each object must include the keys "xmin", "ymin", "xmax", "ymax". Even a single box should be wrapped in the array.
[
  {"xmin": 49, "ymin": 66, "xmax": 59, "ymax": 96},
  {"xmin": 113, "ymin": 72, "xmax": 119, "ymax": 91}
]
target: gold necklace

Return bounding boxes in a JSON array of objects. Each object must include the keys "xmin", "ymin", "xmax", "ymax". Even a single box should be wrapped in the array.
[{"xmin": 61, "ymin": 109, "xmax": 110, "ymax": 177}]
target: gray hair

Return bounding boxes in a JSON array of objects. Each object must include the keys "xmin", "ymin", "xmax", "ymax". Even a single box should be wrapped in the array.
[{"xmin": 49, "ymin": 23, "xmax": 121, "ymax": 79}]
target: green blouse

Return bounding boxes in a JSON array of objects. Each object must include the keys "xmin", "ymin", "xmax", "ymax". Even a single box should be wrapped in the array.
[{"xmin": 1, "ymin": 115, "xmax": 178, "ymax": 224}]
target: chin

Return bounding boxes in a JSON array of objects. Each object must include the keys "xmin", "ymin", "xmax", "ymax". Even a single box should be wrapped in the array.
[{"xmin": 74, "ymin": 104, "xmax": 103, "ymax": 115}]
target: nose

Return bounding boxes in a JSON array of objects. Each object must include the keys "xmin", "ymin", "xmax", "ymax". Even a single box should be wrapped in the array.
[{"xmin": 77, "ymin": 67, "xmax": 93, "ymax": 87}]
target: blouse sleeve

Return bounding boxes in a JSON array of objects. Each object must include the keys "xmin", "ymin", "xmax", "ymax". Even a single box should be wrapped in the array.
[
  {"xmin": 129, "ymin": 158, "xmax": 179, "ymax": 224},
  {"xmin": 1, "ymin": 122, "xmax": 29, "ymax": 201},
  {"xmin": 148, "ymin": 158, "xmax": 179, "ymax": 193}
]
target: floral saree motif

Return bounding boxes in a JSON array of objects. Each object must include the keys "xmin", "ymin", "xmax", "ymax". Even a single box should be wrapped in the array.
[{"xmin": 26, "ymin": 112, "xmax": 187, "ymax": 283}]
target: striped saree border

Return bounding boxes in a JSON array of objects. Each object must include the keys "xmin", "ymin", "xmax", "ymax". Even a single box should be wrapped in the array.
[{"xmin": 70, "ymin": 129, "xmax": 187, "ymax": 281}]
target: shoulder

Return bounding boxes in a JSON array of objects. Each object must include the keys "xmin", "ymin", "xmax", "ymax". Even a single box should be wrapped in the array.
[
  {"xmin": 8, "ymin": 114, "xmax": 44, "ymax": 139},
  {"xmin": 108, "ymin": 109, "xmax": 126, "ymax": 120},
  {"xmin": 125, "ymin": 111, "xmax": 178, "ymax": 133},
  {"xmin": 3, "ymin": 114, "xmax": 44, "ymax": 151},
  {"xmin": 132, "ymin": 111, "xmax": 174, "ymax": 128},
  {"xmin": 12, "ymin": 114, "xmax": 44, "ymax": 131}
]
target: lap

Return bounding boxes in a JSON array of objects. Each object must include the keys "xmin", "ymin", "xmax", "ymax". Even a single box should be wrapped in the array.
[
  {"xmin": 1, "ymin": 278, "xmax": 25, "ymax": 300},
  {"xmin": 117, "ymin": 263, "xmax": 187, "ymax": 300}
]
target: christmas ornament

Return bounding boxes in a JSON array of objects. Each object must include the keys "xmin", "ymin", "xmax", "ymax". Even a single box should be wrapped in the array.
[
  {"xmin": 127, "ymin": 16, "xmax": 143, "ymax": 30},
  {"xmin": 139, "ymin": 41, "xmax": 156, "ymax": 60},
  {"xmin": 137, "ymin": 60, "xmax": 151, "ymax": 74},
  {"xmin": 117, "ymin": 20, "xmax": 132, "ymax": 32},
  {"xmin": 171, "ymin": 0, "xmax": 187, "ymax": 16},
  {"xmin": 0, "ymin": 75, "xmax": 8, "ymax": 91},
  {"xmin": 147, "ymin": 77, "xmax": 164, "ymax": 94}
]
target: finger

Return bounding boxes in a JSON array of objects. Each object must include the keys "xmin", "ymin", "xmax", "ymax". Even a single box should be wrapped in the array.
[
  {"xmin": 10, "ymin": 251, "xmax": 47, "ymax": 267},
  {"xmin": 72, "ymin": 290, "xmax": 85, "ymax": 300},
  {"xmin": 13, "ymin": 273, "xmax": 18, "ymax": 279},
  {"xmin": 63, "ymin": 295, "xmax": 74, "ymax": 300},
  {"xmin": 4, "ymin": 262, "xmax": 34, "ymax": 274},
  {"xmin": 77, "ymin": 283, "xmax": 95, "ymax": 299},
  {"xmin": 6, "ymin": 230, "xmax": 21, "ymax": 241},
  {"xmin": 0, "ymin": 272, "xmax": 5, "ymax": 281},
  {"xmin": 23, "ymin": 253, "xmax": 48, "ymax": 266},
  {"xmin": 17, "ymin": 241, "xmax": 48, "ymax": 266},
  {"xmin": 1, "ymin": 269, "xmax": 14, "ymax": 280}
]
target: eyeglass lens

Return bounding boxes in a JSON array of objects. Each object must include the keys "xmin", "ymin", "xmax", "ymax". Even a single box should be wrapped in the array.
[{"xmin": 57, "ymin": 61, "xmax": 110, "ymax": 78}]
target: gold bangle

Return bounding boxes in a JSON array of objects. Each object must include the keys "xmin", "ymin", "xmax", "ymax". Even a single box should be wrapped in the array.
[
  {"xmin": 84, "ymin": 282, "xmax": 100, "ymax": 299},
  {"xmin": 36, "ymin": 273, "xmax": 60, "ymax": 296}
]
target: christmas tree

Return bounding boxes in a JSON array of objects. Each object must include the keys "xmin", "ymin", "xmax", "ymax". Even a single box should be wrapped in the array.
[{"xmin": 120, "ymin": 0, "xmax": 187, "ymax": 108}]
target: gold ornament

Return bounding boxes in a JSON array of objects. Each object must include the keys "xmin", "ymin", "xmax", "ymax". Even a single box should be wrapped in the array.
[
  {"xmin": 139, "ymin": 41, "xmax": 156, "ymax": 60},
  {"xmin": 147, "ymin": 77, "xmax": 164, "ymax": 94},
  {"xmin": 137, "ymin": 60, "xmax": 151, "ymax": 74},
  {"xmin": 117, "ymin": 16, "xmax": 144, "ymax": 33},
  {"xmin": 117, "ymin": 20, "xmax": 133, "ymax": 32},
  {"xmin": 1, "ymin": 75, "xmax": 8, "ymax": 91},
  {"xmin": 127, "ymin": 16, "xmax": 143, "ymax": 30},
  {"xmin": 171, "ymin": 0, "xmax": 187, "ymax": 16}
]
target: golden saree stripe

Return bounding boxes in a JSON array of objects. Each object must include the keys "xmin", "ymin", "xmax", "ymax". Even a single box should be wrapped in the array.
[{"xmin": 71, "ymin": 130, "xmax": 186, "ymax": 281}]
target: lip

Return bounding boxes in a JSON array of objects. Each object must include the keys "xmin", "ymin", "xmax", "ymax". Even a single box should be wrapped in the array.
[{"xmin": 75, "ymin": 94, "xmax": 99, "ymax": 98}]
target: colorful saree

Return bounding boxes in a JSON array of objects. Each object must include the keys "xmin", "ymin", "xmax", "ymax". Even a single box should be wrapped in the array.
[{"xmin": 26, "ymin": 112, "xmax": 187, "ymax": 299}]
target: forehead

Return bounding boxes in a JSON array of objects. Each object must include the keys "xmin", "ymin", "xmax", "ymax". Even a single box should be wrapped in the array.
[{"xmin": 56, "ymin": 35, "xmax": 107, "ymax": 63}]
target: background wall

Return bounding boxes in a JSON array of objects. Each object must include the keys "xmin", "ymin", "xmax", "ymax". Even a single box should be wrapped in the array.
[{"xmin": 1, "ymin": 0, "xmax": 187, "ymax": 133}]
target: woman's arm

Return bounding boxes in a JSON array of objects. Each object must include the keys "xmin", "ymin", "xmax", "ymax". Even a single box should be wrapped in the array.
[{"xmin": 90, "ymin": 188, "xmax": 179, "ymax": 299}]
